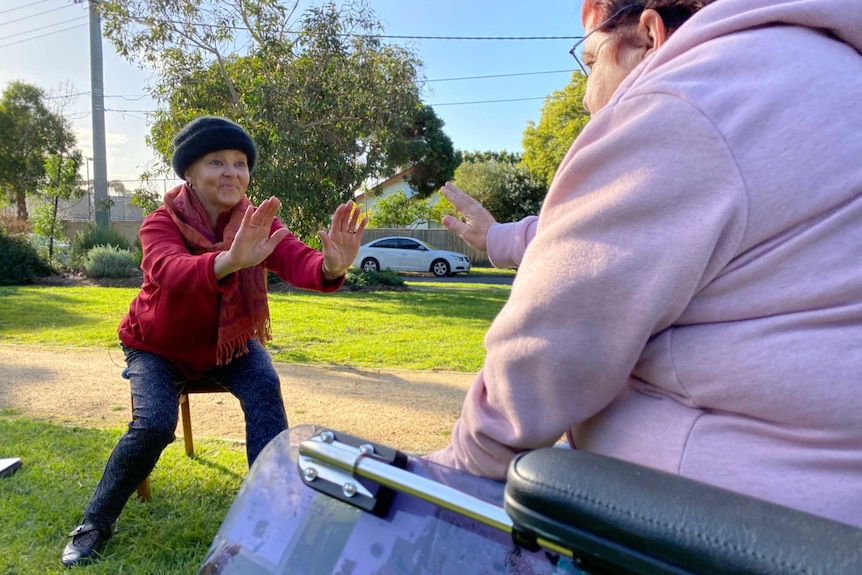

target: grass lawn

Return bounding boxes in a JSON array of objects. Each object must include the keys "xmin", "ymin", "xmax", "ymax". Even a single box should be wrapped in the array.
[
  {"xmin": 0, "ymin": 280, "xmax": 512, "ymax": 572},
  {"xmin": 465, "ymin": 266, "xmax": 517, "ymax": 276},
  {"xmin": 0, "ymin": 410, "xmax": 247, "ymax": 574},
  {"xmin": 266, "ymin": 289, "xmax": 505, "ymax": 371},
  {"xmin": 0, "ymin": 284, "xmax": 510, "ymax": 371}
]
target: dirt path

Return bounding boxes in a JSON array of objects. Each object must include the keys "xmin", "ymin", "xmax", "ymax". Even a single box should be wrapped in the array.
[{"xmin": 0, "ymin": 344, "xmax": 475, "ymax": 454}]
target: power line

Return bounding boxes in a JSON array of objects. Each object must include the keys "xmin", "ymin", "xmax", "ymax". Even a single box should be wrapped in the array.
[
  {"xmin": 0, "ymin": 3, "xmax": 74, "ymax": 28},
  {"xmin": 100, "ymin": 92, "xmax": 576, "ymax": 113},
  {"xmin": 109, "ymin": 17, "xmax": 578, "ymax": 41},
  {"xmin": 106, "ymin": 93, "xmax": 151, "ymax": 101},
  {"xmin": 0, "ymin": 25, "xmax": 575, "ymax": 51},
  {"xmin": 0, "ymin": 14, "xmax": 87, "ymax": 42},
  {"xmin": 431, "ymin": 96, "xmax": 548, "ymax": 107},
  {"xmin": 0, "ymin": 0, "xmax": 54, "ymax": 17},
  {"xmin": 106, "ymin": 108, "xmax": 152, "ymax": 114},
  {"xmin": 72, "ymin": 90, "xmax": 569, "ymax": 112},
  {"xmin": 50, "ymin": 67, "xmax": 573, "ymax": 101},
  {"xmin": 0, "ymin": 9, "xmax": 575, "ymax": 110},
  {"xmin": 427, "ymin": 69, "xmax": 574, "ymax": 83},
  {"xmin": 44, "ymin": 91, "xmax": 90, "ymax": 100},
  {"xmin": 0, "ymin": 21, "xmax": 86, "ymax": 48},
  {"xmin": 37, "ymin": 67, "xmax": 572, "ymax": 102},
  {"xmin": 355, "ymin": 34, "xmax": 579, "ymax": 41}
]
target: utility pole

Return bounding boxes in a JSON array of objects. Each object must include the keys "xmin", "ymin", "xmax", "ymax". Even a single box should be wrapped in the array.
[
  {"xmin": 87, "ymin": 0, "xmax": 110, "ymax": 230},
  {"xmin": 85, "ymin": 156, "xmax": 92, "ymax": 217}
]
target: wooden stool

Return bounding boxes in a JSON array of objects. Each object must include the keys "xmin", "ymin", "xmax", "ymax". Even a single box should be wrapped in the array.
[{"xmin": 124, "ymin": 371, "xmax": 229, "ymax": 500}]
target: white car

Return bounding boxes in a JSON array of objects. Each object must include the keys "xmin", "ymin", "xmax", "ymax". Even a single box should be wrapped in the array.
[{"xmin": 353, "ymin": 236, "xmax": 471, "ymax": 277}]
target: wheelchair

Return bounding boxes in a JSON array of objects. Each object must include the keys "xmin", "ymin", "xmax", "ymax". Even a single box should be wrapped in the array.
[{"xmin": 199, "ymin": 425, "xmax": 861, "ymax": 575}]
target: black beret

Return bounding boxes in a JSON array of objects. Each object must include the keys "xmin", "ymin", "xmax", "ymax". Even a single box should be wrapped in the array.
[{"xmin": 171, "ymin": 116, "xmax": 257, "ymax": 179}]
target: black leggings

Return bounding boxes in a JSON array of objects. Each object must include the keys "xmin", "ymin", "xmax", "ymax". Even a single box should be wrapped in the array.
[{"xmin": 83, "ymin": 340, "xmax": 287, "ymax": 528}]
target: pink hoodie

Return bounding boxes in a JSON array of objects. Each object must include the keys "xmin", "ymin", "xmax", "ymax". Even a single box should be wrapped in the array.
[{"xmin": 429, "ymin": 0, "xmax": 862, "ymax": 528}]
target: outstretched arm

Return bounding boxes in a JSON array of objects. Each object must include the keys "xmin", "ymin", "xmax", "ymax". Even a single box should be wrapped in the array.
[{"xmin": 213, "ymin": 196, "xmax": 290, "ymax": 280}]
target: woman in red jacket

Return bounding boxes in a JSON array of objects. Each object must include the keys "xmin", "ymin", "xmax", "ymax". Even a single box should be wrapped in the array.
[{"xmin": 61, "ymin": 116, "xmax": 367, "ymax": 567}]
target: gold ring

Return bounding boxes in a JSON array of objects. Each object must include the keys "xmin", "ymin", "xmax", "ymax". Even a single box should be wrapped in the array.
[{"xmin": 250, "ymin": 224, "xmax": 260, "ymax": 228}]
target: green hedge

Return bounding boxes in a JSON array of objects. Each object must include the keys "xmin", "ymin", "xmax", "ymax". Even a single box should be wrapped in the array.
[
  {"xmin": 84, "ymin": 245, "xmax": 140, "ymax": 278},
  {"xmin": 343, "ymin": 268, "xmax": 406, "ymax": 291},
  {"xmin": 71, "ymin": 222, "xmax": 132, "ymax": 269},
  {"xmin": 0, "ymin": 229, "xmax": 49, "ymax": 285}
]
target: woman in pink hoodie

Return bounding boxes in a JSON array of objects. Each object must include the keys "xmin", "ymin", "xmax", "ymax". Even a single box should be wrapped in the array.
[{"xmin": 431, "ymin": 0, "xmax": 862, "ymax": 529}]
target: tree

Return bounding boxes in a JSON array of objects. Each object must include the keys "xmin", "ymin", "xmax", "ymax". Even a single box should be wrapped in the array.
[
  {"xmin": 367, "ymin": 191, "xmax": 431, "ymax": 228},
  {"xmin": 31, "ymin": 151, "xmax": 84, "ymax": 264},
  {"xmin": 429, "ymin": 193, "xmax": 457, "ymax": 224},
  {"xmin": 522, "ymin": 73, "xmax": 589, "ymax": 188},
  {"xmin": 98, "ymin": 0, "xmax": 454, "ymax": 241},
  {"xmin": 0, "ymin": 82, "xmax": 75, "ymax": 221},
  {"xmin": 453, "ymin": 159, "xmax": 546, "ymax": 223},
  {"xmin": 383, "ymin": 105, "xmax": 459, "ymax": 197},
  {"xmin": 130, "ymin": 187, "xmax": 162, "ymax": 217},
  {"xmin": 108, "ymin": 180, "xmax": 128, "ymax": 195},
  {"xmin": 498, "ymin": 164, "xmax": 547, "ymax": 222},
  {"xmin": 460, "ymin": 150, "xmax": 521, "ymax": 165}
]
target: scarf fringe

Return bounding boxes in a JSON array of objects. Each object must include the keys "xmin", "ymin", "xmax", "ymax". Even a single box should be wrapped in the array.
[{"xmin": 215, "ymin": 320, "xmax": 273, "ymax": 366}]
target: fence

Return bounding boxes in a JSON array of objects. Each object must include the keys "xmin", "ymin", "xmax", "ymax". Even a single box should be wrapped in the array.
[
  {"xmin": 361, "ymin": 228, "xmax": 490, "ymax": 267},
  {"xmin": 64, "ymin": 220, "xmax": 143, "ymax": 246}
]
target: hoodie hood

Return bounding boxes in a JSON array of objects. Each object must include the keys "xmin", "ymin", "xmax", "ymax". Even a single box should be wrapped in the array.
[
  {"xmin": 617, "ymin": 0, "xmax": 861, "ymax": 95},
  {"xmin": 677, "ymin": 0, "xmax": 862, "ymax": 53}
]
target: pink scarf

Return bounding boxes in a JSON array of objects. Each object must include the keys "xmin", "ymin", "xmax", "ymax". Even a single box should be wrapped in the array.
[{"xmin": 163, "ymin": 184, "xmax": 271, "ymax": 365}]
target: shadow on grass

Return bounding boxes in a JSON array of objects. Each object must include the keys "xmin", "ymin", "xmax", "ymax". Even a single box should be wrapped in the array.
[
  {"xmin": 0, "ymin": 286, "xmax": 101, "ymax": 334},
  {"xmin": 187, "ymin": 447, "xmax": 246, "ymax": 483},
  {"xmin": 0, "ymin": 415, "xmax": 246, "ymax": 575},
  {"xmin": 269, "ymin": 288, "xmax": 510, "ymax": 323}
]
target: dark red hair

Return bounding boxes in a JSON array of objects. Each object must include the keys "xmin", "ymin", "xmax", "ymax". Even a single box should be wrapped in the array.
[
  {"xmin": 581, "ymin": 0, "xmax": 715, "ymax": 35},
  {"xmin": 579, "ymin": 0, "xmax": 714, "ymax": 60}
]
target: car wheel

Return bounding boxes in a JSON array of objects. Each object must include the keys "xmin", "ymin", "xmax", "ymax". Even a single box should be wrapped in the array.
[
  {"xmin": 361, "ymin": 258, "xmax": 380, "ymax": 272},
  {"xmin": 431, "ymin": 259, "xmax": 450, "ymax": 277}
]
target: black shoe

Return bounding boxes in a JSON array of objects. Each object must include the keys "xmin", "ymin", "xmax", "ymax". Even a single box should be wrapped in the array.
[{"xmin": 60, "ymin": 522, "xmax": 113, "ymax": 567}]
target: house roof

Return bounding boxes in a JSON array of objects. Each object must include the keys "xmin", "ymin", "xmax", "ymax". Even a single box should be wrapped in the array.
[{"xmin": 354, "ymin": 166, "xmax": 416, "ymax": 200}]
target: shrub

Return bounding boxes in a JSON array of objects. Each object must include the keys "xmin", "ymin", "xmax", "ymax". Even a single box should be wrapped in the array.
[
  {"xmin": 84, "ymin": 245, "xmax": 140, "ymax": 278},
  {"xmin": 267, "ymin": 270, "xmax": 285, "ymax": 287},
  {"xmin": 266, "ymin": 269, "xmax": 406, "ymax": 292},
  {"xmin": 343, "ymin": 268, "xmax": 406, "ymax": 291},
  {"xmin": 0, "ymin": 228, "xmax": 49, "ymax": 285},
  {"xmin": 71, "ymin": 223, "xmax": 131, "ymax": 269},
  {"xmin": 29, "ymin": 233, "xmax": 73, "ymax": 270},
  {"xmin": 0, "ymin": 214, "xmax": 31, "ymax": 235},
  {"xmin": 133, "ymin": 237, "xmax": 143, "ymax": 265}
]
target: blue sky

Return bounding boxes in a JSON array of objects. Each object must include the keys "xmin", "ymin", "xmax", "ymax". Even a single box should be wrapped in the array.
[{"xmin": 0, "ymin": 0, "xmax": 586, "ymax": 184}]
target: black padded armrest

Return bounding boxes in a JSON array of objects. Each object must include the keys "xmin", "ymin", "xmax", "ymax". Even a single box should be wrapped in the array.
[{"xmin": 504, "ymin": 448, "xmax": 862, "ymax": 575}]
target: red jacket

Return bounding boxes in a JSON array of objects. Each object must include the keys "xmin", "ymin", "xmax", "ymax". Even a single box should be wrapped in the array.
[{"xmin": 118, "ymin": 206, "xmax": 342, "ymax": 378}]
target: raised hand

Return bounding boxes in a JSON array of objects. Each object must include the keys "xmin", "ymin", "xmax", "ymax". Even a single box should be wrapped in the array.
[
  {"xmin": 318, "ymin": 201, "xmax": 367, "ymax": 278},
  {"xmin": 214, "ymin": 196, "xmax": 290, "ymax": 279},
  {"xmin": 440, "ymin": 182, "xmax": 498, "ymax": 253}
]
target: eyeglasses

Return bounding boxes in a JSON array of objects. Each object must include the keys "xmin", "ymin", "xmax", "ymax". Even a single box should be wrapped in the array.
[{"xmin": 569, "ymin": 3, "xmax": 643, "ymax": 77}]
